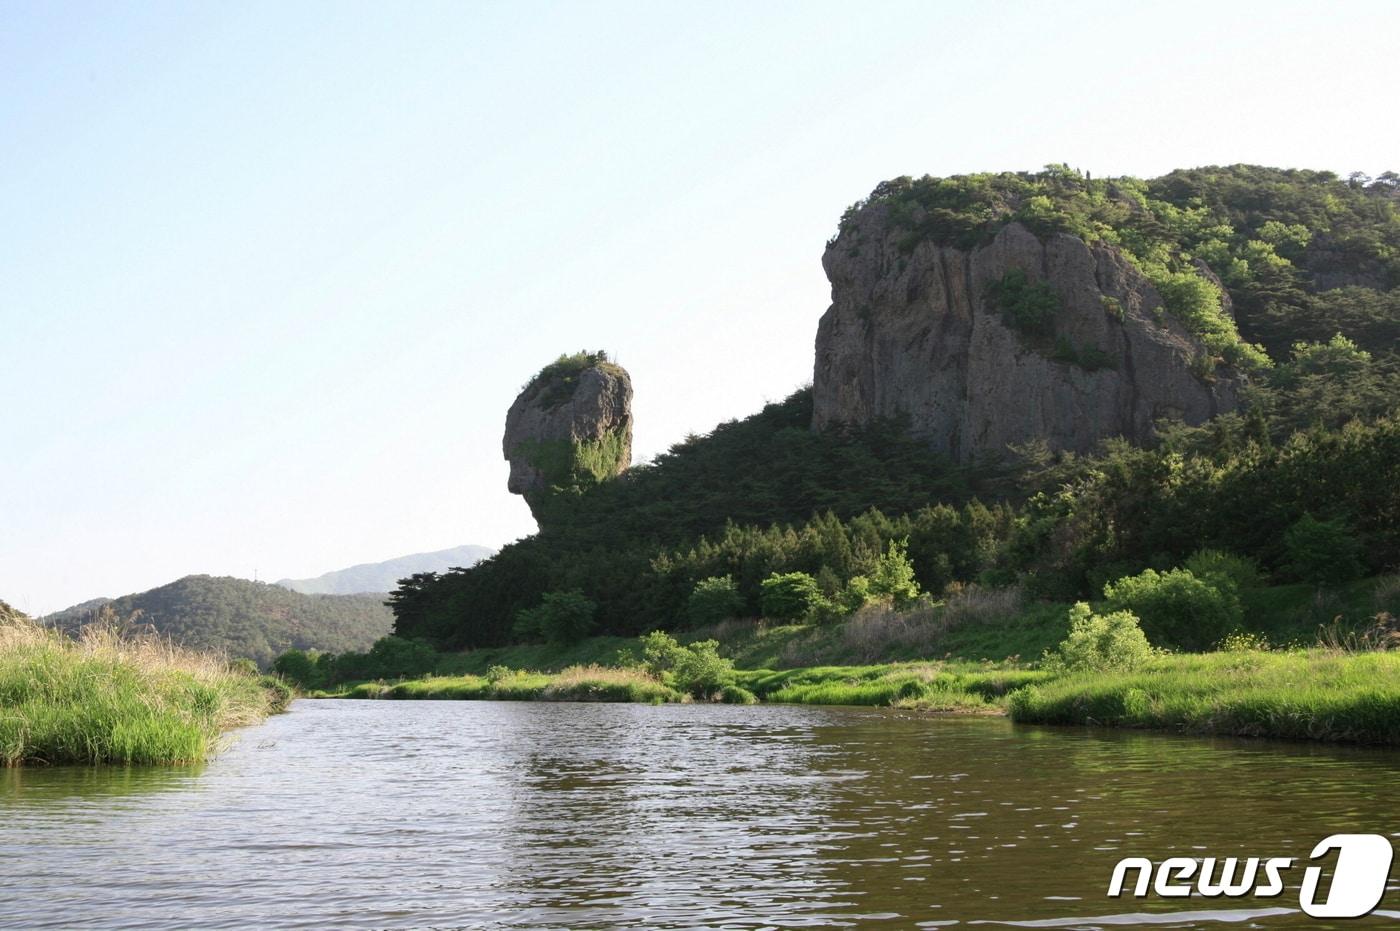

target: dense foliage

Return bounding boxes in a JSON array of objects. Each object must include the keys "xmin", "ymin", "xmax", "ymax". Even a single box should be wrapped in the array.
[
  {"xmin": 392, "ymin": 166, "xmax": 1399, "ymax": 654},
  {"xmin": 841, "ymin": 164, "xmax": 1399, "ymax": 370},
  {"xmin": 45, "ymin": 575, "xmax": 394, "ymax": 668}
]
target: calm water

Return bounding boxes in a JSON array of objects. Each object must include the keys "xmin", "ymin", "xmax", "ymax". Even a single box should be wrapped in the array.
[{"xmin": 2, "ymin": 700, "xmax": 1398, "ymax": 929}]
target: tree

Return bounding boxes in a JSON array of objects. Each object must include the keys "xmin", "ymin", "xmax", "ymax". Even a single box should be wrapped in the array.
[
  {"xmin": 1102, "ymin": 568, "xmax": 1241, "ymax": 652},
  {"xmin": 514, "ymin": 590, "xmax": 598, "ymax": 644},
  {"xmin": 868, "ymin": 539, "xmax": 922, "ymax": 607},
  {"xmin": 760, "ymin": 572, "xmax": 825, "ymax": 621},
  {"xmin": 1284, "ymin": 513, "xmax": 1365, "ymax": 586},
  {"xmin": 686, "ymin": 576, "xmax": 745, "ymax": 627}
]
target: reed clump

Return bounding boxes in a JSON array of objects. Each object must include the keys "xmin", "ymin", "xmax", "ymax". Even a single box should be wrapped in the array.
[{"xmin": 0, "ymin": 609, "xmax": 289, "ymax": 766}]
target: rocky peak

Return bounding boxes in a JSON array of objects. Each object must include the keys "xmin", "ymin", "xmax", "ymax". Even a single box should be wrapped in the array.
[
  {"xmin": 503, "ymin": 352, "xmax": 633, "ymax": 519},
  {"xmin": 813, "ymin": 209, "xmax": 1242, "ymax": 462}
]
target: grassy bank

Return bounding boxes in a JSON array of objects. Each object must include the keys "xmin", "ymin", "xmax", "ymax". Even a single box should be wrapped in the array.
[
  {"xmin": 313, "ymin": 576, "xmax": 1399, "ymax": 744},
  {"xmin": 0, "ymin": 612, "xmax": 292, "ymax": 766},
  {"xmin": 330, "ymin": 649, "xmax": 1399, "ymax": 744},
  {"xmin": 1007, "ymin": 649, "xmax": 1400, "ymax": 744},
  {"xmin": 342, "ymin": 664, "xmax": 681, "ymax": 703}
]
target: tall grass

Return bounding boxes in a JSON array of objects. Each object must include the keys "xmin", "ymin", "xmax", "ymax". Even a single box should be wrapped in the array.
[
  {"xmin": 0, "ymin": 612, "xmax": 289, "ymax": 766},
  {"xmin": 1007, "ymin": 650, "xmax": 1400, "ymax": 744},
  {"xmin": 341, "ymin": 665, "xmax": 680, "ymax": 703},
  {"xmin": 735, "ymin": 661, "xmax": 1049, "ymax": 712}
]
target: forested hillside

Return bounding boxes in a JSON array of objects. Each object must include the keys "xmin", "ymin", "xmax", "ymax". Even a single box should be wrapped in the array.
[
  {"xmin": 46, "ymin": 576, "xmax": 394, "ymax": 667},
  {"xmin": 391, "ymin": 165, "xmax": 1399, "ymax": 652}
]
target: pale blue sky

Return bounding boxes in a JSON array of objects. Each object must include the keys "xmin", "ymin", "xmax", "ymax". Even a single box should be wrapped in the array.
[{"xmin": 4, "ymin": 0, "xmax": 1397, "ymax": 614}]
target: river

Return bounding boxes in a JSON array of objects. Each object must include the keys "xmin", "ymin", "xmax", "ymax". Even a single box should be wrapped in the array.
[{"xmin": 2, "ymin": 700, "xmax": 1397, "ymax": 928}]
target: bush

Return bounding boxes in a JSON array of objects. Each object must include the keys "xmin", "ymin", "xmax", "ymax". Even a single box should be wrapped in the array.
[
  {"xmin": 687, "ymin": 576, "xmax": 746, "ymax": 627},
  {"xmin": 837, "ymin": 575, "xmax": 875, "ymax": 614},
  {"xmin": 760, "ymin": 572, "xmax": 826, "ymax": 621},
  {"xmin": 989, "ymin": 269, "xmax": 1059, "ymax": 338},
  {"xmin": 363, "ymin": 636, "xmax": 438, "ymax": 679},
  {"xmin": 1284, "ymin": 513, "xmax": 1365, "ymax": 586},
  {"xmin": 1045, "ymin": 603, "xmax": 1154, "ymax": 673},
  {"xmin": 1183, "ymin": 549, "xmax": 1261, "ymax": 592},
  {"xmin": 271, "ymin": 648, "xmax": 318, "ymax": 688},
  {"xmin": 1103, "ymin": 568, "xmax": 1242, "ymax": 652},
  {"xmin": 513, "ymin": 590, "xmax": 597, "ymax": 644},
  {"xmin": 638, "ymin": 631, "xmax": 736, "ymax": 698}
]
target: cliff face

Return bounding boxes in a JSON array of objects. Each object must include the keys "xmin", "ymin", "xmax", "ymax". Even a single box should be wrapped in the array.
[
  {"xmin": 503, "ymin": 354, "xmax": 632, "ymax": 519},
  {"xmin": 813, "ymin": 212, "xmax": 1241, "ymax": 462}
]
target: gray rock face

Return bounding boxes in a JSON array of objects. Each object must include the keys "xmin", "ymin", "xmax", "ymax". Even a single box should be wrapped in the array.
[
  {"xmin": 812, "ymin": 214, "xmax": 1241, "ymax": 462},
  {"xmin": 503, "ymin": 359, "xmax": 633, "ymax": 512}
]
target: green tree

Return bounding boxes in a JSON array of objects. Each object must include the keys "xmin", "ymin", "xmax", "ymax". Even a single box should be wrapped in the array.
[
  {"xmin": 760, "ymin": 572, "xmax": 825, "ymax": 621},
  {"xmin": 514, "ymin": 590, "xmax": 598, "ymax": 644},
  {"xmin": 272, "ymin": 648, "xmax": 318, "ymax": 688},
  {"xmin": 1103, "ymin": 568, "xmax": 1241, "ymax": 652},
  {"xmin": 686, "ymin": 576, "xmax": 745, "ymax": 627},
  {"xmin": 1284, "ymin": 513, "xmax": 1365, "ymax": 586},
  {"xmin": 868, "ymin": 539, "xmax": 922, "ymax": 607}
]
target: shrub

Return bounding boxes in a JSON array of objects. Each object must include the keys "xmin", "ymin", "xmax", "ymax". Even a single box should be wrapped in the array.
[
  {"xmin": 989, "ymin": 269, "xmax": 1059, "ymax": 338},
  {"xmin": 1284, "ymin": 513, "xmax": 1365, "ymax": 586},
  {"xmin": 836, "ymin": 575, "xmax": 875, "ymax": 614},
  {"xmin": 1183, "ymin": 549, "xmax": 1261, "ymax": 592},
  {"xmin": 760, "ymin": 572, "xmax": 826, "ymax": 621},
  {"xmin": 513, "ymin": 590, "xmax": 597, "ymax": 644},
  {"xmin": 363, "ymin": 636, "xmax": 438, "ymax": 679},
  {"xmin": 1103, "ymin": 568, "xmax": 1242, "ymax": 652},
  {"xmin": 638, "ymin": 630, "xmax": 736, "ymax": 698},
  {"xmin": 687, "ymin": 576, "xmax": 745, "ymax": 627},
  {"xmin": 1044, "ymin": 602, "xmax": 1154, "ymax": 673},
  {"xmin": 271, "ymin": 648, "xmax": 317, "ymax": 687}
]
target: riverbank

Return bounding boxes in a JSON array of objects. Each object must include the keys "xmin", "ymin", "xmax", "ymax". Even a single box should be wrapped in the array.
[
  {"xmin": 0, "ymin": 612, "xmax": 292, "ymax": 766},
  {"xmin": 325, "ymin": 648, "xmax": 1400, "ymax": 745}
]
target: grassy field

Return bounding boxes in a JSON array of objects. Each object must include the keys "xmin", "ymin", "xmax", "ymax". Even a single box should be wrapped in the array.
[
  {"xmin": 330, "ymin": 648, "xmax": 1399, "ymax": 744},
  {"xmin": 1007, "ymin": 649, "xmax": 1400, "ymax": 744},
  {"xmin": 0, "ymin": 612, "xmax": 292, "ymax": 766}
]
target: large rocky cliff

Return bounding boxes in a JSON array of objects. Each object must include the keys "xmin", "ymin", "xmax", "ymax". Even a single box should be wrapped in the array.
[
  {"xmin": 812, "ymin": 210, "xmax": 1242, "ymax": 462},
  {"xmin": 503, "ymin": 352, "xmax": 632, "ymax": 520}
]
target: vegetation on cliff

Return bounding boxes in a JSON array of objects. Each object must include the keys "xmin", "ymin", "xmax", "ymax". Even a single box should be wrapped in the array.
[
  {"xmin": 838, "ymin": 164, "xmax": 1399, "ymax": 369},
  {"xmin": 327, "ymin": 166, "xmax": 1400, "ymax": 726}
]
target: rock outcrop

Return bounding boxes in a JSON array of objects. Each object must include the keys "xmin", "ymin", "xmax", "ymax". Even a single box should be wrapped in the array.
[
  {"xmin": 813, "ymin": 212, "xmax": 1241, "ymax": 462},
  {"xmin": 503, "ymin": 352, "xmax": 632, "ymax": 519}
]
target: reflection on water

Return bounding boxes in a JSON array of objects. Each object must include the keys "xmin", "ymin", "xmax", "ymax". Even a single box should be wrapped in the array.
[{"xmin": 1, "ymin": 700, "xmax": 1397, "ymax": 929}]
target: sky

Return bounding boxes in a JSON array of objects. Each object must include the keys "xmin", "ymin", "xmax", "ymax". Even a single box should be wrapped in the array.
[{"xmin": 3, "ymin": 0, "xmax": 1398, "ymax": 615}]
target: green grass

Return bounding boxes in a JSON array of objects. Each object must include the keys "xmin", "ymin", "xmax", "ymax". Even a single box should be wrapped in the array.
[
  {"xmin": 326, "ymin": 579, "xmax": 1400, "ymax": 744},
  {"xmin": 0, "ymin": 616, "xmax": 291, "ymax": 766},
  {"xmin": 430, "ymin": 637, "xmax": 638, "ymax": 676},
  {"xmin": 339, "ymin": 665, "xmax": 680, "ymax": 703},
  {"xmin": 735, "ymin": 662, "xmax": 1049, "ymax": 711},
  {"xmin": 1007, "ymin": 649, "xmax": 1400, "ymax": 744}
]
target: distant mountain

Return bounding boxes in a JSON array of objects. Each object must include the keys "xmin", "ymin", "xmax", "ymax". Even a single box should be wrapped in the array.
[
  {"xmin": 43, "ymin": 575, "xmax": 394, "ymax": 668},
  {"xmin": 275, "ymin": 544, "xmax": 495, "ymax": 595}
]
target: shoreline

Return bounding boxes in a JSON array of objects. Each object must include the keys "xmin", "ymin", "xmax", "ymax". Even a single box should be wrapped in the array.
[{"xmin": 312, "ymin": 648, "xmax": 1400, "ymax": 746}]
